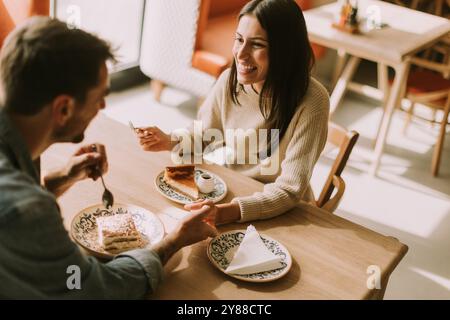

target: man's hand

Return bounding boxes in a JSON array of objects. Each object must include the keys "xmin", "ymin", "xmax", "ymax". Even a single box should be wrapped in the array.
[
  {"xmin": 184, "ymin": 199, "xmax": 242, "ymax": 226},
  {"xmin": 172, "ymin": 204, "xmax": 219, "ymax": 248},
  {"xmin": 184, "ymin": 199, "xmax": 217, "ymax": 226},
  {"xmin": 67, "ymin": 143, "xmax": 108, "ymax": 181},
  {"xmin": 151, "ymin": 205, "xmax": 218, "ymax": 265},
  {"xmin": 43, "ymin": 143, "xmax": 108, "ymax": 197}
]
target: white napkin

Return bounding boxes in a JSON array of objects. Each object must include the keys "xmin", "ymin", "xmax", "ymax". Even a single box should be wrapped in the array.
[{"xmin": 225, "ymin": 225, "xmax": 283, "ymax": 275}]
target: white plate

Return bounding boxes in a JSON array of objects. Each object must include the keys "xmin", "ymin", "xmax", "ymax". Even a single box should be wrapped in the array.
[
  {"xmin": 154, "ymin": 168, "xmax": 227, "ymax": 204},
  {"xmin": 71, "ymin": 203, "xmax": 165, "ymax": 259},
  {"xmin": 207, "ymin": 230, "xmax": 292, "ymax": 283}
]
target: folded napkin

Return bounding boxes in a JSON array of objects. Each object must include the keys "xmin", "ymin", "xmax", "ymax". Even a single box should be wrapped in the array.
[{"xmin": 225, "ymin": 225, "xmax": 283, "ymax": 275}]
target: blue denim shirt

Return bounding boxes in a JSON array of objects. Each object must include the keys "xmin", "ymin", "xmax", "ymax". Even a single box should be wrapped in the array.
[{"xmin": 0, "ymin": 111, "xmax": 163, "ymax": 299}]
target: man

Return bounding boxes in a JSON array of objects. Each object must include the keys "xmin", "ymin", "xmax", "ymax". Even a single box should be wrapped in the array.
[{"xmin": 0, "ymin": 17, "xmax": 217, "ymax": 298}]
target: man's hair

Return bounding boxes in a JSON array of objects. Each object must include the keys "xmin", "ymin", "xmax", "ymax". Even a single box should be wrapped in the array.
[{"xmin": 0, "ymin": 16, "xmax": 115, "ymax": 115}]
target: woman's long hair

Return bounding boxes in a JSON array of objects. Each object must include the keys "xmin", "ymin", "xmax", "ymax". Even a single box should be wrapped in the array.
[{"xmin": 227, "ymin": 0, "xmax": 314, "ymax": 156}]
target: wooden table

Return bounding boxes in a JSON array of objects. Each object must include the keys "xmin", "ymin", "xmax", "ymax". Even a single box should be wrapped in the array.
[
  {"xmin": 304, "ymin": 0, "xmax": 450, "ymax": 175},
  {"xmin": 41, "ymin": 114, "xmax": 408, "ymax": 300}
]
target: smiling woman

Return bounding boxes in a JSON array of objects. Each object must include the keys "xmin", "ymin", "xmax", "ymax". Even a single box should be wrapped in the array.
[{"xmin": 137, "ymin": 0, "xmax": 330, "ymax": 226}]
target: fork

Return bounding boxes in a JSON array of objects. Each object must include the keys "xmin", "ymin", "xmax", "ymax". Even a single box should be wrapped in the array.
[
  {"xmin": 129, "ymin": 120, "xmax": 138, "ymax": 133},
  {"xmin": 90, "ymin": 145, "xmax": 114, "ymax": 209}
]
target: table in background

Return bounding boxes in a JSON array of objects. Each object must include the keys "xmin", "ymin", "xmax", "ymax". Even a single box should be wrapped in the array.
[{"xmin": 304, "ymin": 0, "xmax": 450, "ymax": 175}]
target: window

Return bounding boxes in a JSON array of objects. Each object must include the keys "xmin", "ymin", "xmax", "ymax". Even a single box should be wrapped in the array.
[{"xmin": 52, "ymin": 0, "xmax": 145, "ymax": 72}]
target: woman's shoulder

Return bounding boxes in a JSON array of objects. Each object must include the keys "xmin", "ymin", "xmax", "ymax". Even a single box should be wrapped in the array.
[
  {"xmin": 299, "ymin": 77, "xmax": 330, "ymax": 116},
  {"xmin": 204, "ymin": 68, "xmax": 231, "ymax": 104},
  {"xmin": 216, "ymin": 68, "xmax": 231, "ymax": 86}
]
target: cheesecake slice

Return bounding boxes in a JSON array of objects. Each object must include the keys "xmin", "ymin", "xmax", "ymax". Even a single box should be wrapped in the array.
[
  {"xmin": 97, "ymin": 213, "xmax": 143, "ymax": 253},
  {"xmin": 163, "ymin": 165, "xmax": 199, "ymax": 200}
]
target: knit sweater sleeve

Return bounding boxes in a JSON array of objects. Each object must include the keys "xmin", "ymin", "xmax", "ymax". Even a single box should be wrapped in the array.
[{"xmin": 234, "ymin": 94, "xmax": 329, "ymax": 222}]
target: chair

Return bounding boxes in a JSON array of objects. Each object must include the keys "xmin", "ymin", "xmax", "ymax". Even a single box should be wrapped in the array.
[
  {"xmin": 0, "ymin": 0, "xmax": 50, "ymax": 48},
  {"xmin": 399, "ymin": 42, "xmax": 450, "ymax": 176},
  {"xmin": 315, "ymin": 122, "xmax": 359, "ymax": 213},
  {"xmin": 140, "ymin": 0, "xmax": 218, "ymax": 101},
  {"xmin": 140, "ymin": 0, "xmax": 327, "ymax": 102}
]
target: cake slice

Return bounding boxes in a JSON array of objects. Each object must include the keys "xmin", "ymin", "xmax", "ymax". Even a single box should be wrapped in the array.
[
  {"xmin": 163, "ymin": 165, "xmax": 199, "ymax": 200},
  {"xmin": 97, "ymin": 213, "xmax": 142, "ymax": 253}
]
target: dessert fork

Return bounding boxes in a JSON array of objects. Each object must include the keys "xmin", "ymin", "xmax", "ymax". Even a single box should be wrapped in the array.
[{"xmin": 90, "ymin": 145, "xmax": 114, "ymax": 209}]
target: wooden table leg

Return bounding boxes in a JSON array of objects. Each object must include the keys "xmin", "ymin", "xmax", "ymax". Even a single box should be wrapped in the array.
[
  {"xmin": 373, "ymin": 63, "xmax": 390, "ymax": 147},
  {"xmin": 331, "ymin": 48, "xmax": 347, "ymax": 90},
  {"xmin": 377, "ymin": 63, "xmax": 389, "ymax": 107},
  {"xmin": 370, "ymin": 61, "xmax": 410, "ymax": 176},
  {"xmin": 150, "ymin": 79, "xmax": 166, "ymax": 102},
  {"xmin": 330, "ymin": 56, "xmax": 361, "ymax": 115}
]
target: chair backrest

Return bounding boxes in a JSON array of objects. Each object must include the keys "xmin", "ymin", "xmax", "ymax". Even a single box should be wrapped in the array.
[
  {"xmin": 140, "ymin": 0, "xmax": 216, "ymax": 97},
  {"xmin": 316, "ymin": 122, "xmax": 359, "ymax": 209}
]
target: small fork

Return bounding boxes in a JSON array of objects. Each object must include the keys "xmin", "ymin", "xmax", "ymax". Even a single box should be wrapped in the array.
[
  {"xmin": 90, "ymin": 145, "xmax": 114, "ymax": 209},
  {"xmin": 129, "ymin": 120, "xmax": 137, "ymax": 133}
]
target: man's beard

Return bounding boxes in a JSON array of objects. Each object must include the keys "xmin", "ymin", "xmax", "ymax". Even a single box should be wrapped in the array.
[
  {"xmin": 71, "ymin": 133, "xmax": 84, "ymax": 143},
  {"xmin": 53, "ymin": 123, "xmax": 85, "ymax": 143}
]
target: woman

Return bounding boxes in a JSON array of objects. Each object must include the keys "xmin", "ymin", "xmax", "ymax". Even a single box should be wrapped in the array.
[{"xmin": 137, "ymin": 0, "xmax": 329, "ymax": 225}]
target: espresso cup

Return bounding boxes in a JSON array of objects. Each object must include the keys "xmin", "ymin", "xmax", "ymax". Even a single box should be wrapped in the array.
[{"xmin": 197, "ymin": 173, "xmax": 215, "ymax": 194}]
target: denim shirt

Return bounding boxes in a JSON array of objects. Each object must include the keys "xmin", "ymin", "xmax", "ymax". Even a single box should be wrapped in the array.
[{"xmin": 0, "ymin": 111, "xmax": 163, "ymax": 299}]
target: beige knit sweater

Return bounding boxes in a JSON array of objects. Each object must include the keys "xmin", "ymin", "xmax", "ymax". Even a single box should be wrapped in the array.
[{"xmin": 189, "ymin": 69, "xmax": 329, "ymax": 222}]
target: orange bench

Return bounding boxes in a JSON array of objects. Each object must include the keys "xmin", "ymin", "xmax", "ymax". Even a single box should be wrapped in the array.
[{"xmin": 0, "ymin": 0, "xmax": 49, "ymax": 48}]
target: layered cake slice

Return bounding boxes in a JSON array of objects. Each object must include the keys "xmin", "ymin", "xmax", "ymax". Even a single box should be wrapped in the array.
[
  {"xmin": 97, "ymin": 213, "xmax": 142, "ymax": 253},
  {"xmin": 163, "ymin": 165, "xmax": 199, "ymax": 200}
]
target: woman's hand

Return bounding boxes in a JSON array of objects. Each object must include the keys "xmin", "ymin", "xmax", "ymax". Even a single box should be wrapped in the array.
[
  {"xmin": 135, "ymin": 126, "xmax": 174, "ymax": 152},
  {"xmin": 184, "ymin": 199, "xmax": 217, "ymax": 226},
  {"xmin": 185, "ymin": 200, "xmax": 242, "ymax": 225}
]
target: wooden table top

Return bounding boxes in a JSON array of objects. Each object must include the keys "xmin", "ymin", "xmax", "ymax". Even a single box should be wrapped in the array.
[
  {"xmin": 41, "ymin": 113, "xmax": 408, "ymax": 300},
  {"xmin": 304, "ymin": 0, "xmax": 450, "ymax": 65}
]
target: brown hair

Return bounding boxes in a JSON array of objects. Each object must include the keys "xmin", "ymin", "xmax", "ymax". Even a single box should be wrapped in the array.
[{"xmin": 0, "ymin": 16, "xmax": 115, "ymax": 115}]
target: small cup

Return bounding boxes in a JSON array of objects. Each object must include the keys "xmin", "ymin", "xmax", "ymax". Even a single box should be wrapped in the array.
[{"xmin": 197, "ymin": 173, "xmax": 215, "ymax": 194}]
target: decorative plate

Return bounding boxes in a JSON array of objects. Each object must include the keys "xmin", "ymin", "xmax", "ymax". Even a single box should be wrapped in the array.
[
  {"xmin": 154, "ymin": 168, "xmax": 227, "ymax": 204},
  {"xmin": 71, "ymin": 203, "xmax": 165, "ymax": 259},
  {"xmin": 207, "ymin": 230, "xmax": 292, "ymax": 283}
]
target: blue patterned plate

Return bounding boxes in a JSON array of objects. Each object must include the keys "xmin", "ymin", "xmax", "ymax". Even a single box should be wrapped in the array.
[
  {"xmin": 207, "ymin": 230, "xmax": 292, "ymax": 283},
  {"xmin": 71, "ymin": 203, "xmax": 165, "ymax": 259},
  {"xmin": 154, "ymin": 168, "xmax": 227, "ymax": 204}
]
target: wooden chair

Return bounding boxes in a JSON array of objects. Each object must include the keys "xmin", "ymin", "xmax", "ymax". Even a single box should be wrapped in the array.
[
  {"xmin": 315, "ymin": 122, "xmax": 359, "ymax": 213},
  {"xmin": 399, "ymin": 42, "xmax": 450, "ymax": 176}
]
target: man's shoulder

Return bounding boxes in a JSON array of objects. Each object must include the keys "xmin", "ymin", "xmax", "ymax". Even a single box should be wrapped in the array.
[{"xmin": 0, "ymin": 158, "xmax": 56, "ymax": 225}]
